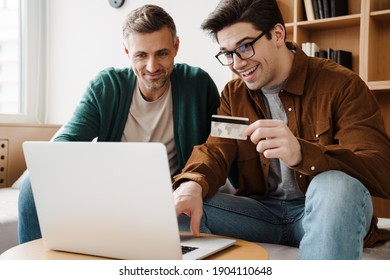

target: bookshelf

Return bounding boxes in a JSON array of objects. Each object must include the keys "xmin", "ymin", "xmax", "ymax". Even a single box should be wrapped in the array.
[
  {"xmin": 279, "ymin": 2, "xmax": 389, "ymax": 79},
  {"xmin": 277, "ymin": 0, "xmax": 390, "ymax": 218},
  {"xmin": 277, "ymin": 0, "xmax": 390, "ymax": 127}
]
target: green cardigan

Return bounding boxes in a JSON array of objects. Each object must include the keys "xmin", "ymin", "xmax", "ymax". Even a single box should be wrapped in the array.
[{"xmin": 54, "ymin": 63, "xmax": 220, "ymax": 170}]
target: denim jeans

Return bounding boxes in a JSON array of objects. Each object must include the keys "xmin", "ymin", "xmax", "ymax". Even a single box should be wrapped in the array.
[
  {"xmin": 18, "ymin": 174, "xmax": 42, "ymax": 243},
  {"xmin": 178, "ymin": 170, "xmax": 373, "ymax": 259}
]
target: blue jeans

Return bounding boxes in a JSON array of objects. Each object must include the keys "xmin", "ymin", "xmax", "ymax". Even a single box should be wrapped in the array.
[
  {"xmin": 178, "ymin": 170, "xmax": 373, "ymax": 259},
  {"xmin": 18, "ymin": 174, "xmax": 42, "ymax": 243}
]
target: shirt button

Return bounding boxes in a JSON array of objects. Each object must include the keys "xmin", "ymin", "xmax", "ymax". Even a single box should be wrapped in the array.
[
  {"xmin": 288, "ymin": 108, "xmax": 292, "ymax": 112},
  {"xmin": 315, "ymin": 134, "xmax": 319, "ymax": 138},
  {"xmin": 299, "ymin": 174, "xmax": 303, "ymax": 178},
  {"xmin": 311, "ymin": 166, "xmax": 316, "ymax": 171}
]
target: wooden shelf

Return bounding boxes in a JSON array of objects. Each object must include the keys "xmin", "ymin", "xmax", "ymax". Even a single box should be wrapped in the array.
[
  {"xmin": 297, "ymin": 14, "xmax": 361, "ymax": 30},
  {"xmin": 370, "ymin": 9, "xmax": 390, "ymax": 21},
  {"xmin": 368, "ymin": 81, "xmax": 390, "ymax": 92}
]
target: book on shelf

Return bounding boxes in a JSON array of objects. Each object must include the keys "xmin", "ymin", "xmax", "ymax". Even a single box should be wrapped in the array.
[
  {"xmin": 302, "ymin": 43, "xmax": 352, "ymax": 70},
  {"xmin": 327, "ymin": 48, "xmax": 335, "ymax": 61},
  {"xmin": 322, "ymin": 0, "xmax": 330, "ymax": 18},
  {"xmin": 310, "ymin": 0, "xmax": 347, "ymax": 20},
  {"xmin": 302, "ymin": 42, "xmax": 310, "ymax": 56},
  {"xmin": 302, "ymin": 42, "xmax": 320, "ymax": 57},
  {"xmin": 330, "ymin": 0, "xmax": 348, "ymax": 17},
  {"xmin": 304, "ymin": 0, "xmax": 315, "ymax": 21},
  {"xmin": 311, "ymin": 0, "xmax": 320, "ymax": 19},
  {"xmin": 335, "ymin": 50, "xmax": 352, "ymax": 70},
  {"xmin": 311, "ymin": 43, "xmax": 320, "ymax": 57},
  {"xmin": 316, "ymin": 48, "xmax": 352, "ymax": 70},
  {"xmin": 317, "ymin": 0, "xmax": 324, "ymax": 19},
  {"xmin": 314, "ymin": 50, "xmax": 327, "ymax": 58}
]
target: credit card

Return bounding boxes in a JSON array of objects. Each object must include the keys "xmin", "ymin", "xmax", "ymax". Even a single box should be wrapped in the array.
[{"xmin": 210, "ymin": 115, "xmax": 249, "ymax": 140}]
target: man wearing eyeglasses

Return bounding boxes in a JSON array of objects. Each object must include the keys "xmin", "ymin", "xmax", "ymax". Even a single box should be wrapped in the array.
[{"xmin": 173, "ymin": 0, "xmax": 390, "ymax": 259}]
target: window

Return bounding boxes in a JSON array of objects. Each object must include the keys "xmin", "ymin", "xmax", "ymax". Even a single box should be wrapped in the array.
[
  {"xmin": 0, "ymin": 0, "xmax": 21, "ymax": 114},
  {"xmin": 0, "ymin": 0, "xmax": 45, "ymax": 123}
]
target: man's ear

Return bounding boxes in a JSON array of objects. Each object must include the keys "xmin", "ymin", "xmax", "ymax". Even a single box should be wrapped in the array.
[
  {"xmin": 273, "ymin": 23, "xmax": 286, "ymax": 43},
  {"xmin": 123, "ymin": 42, "xmax": 129, "ymax": 55},
  {"xmin": 174, "ymin": 36, "xmax": 180, "ymax": 56}
]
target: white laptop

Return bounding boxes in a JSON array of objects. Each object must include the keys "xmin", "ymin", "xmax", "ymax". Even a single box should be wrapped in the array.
[{"xmin": 23, "ymin": 141, "xmax": 236, "ymax": 260}]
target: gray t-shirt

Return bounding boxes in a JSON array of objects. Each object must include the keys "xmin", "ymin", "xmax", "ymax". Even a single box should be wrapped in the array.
[{"xmin": 262, "ymin": 85, "xmax": 304, "ymax": 200}]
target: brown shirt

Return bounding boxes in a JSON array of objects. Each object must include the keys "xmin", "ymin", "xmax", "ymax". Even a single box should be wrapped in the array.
[{"xmin": 173, "ymin": 43, "xmax": 390, "ymax": 246}]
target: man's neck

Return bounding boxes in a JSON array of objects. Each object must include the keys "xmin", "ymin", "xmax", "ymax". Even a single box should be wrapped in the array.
[
  {"xmin": 263, "ymin": 44, "xmax": 295, "ymax": 91},
  {"xmin": 138, "ymin": 82, "xmax": 171, "ymax": 102}
]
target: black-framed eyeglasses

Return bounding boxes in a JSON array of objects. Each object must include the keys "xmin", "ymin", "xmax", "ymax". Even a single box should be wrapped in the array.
[{"xmin": 215, "ymin": 32, "xmax": 266, "ymax": 66}]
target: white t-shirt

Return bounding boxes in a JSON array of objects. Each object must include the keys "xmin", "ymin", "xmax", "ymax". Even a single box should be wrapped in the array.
[{"xmin": 121, "ymin": 84, "xmax": 178, "ymax": 176}]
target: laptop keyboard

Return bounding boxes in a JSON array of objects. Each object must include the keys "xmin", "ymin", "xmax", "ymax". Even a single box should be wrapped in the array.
[{"xmin": 181, "ymin": 245, "xmax": 198, "ymax": 255}]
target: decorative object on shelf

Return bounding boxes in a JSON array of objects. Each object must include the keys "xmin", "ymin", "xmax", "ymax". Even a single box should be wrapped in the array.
[{"xmin": 108, "ymin": 0, "xmax": 125, "ymax": 9}]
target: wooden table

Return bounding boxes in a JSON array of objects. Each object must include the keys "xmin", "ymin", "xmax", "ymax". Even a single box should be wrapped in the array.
[{"xmin": 1, "ymin": 236, "xmax": 268, "ymax": 260}]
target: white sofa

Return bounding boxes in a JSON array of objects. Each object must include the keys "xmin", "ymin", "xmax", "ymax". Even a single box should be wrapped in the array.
[
  {"xmin": 0, "ymin": 123, "xmax": 60, "ymax": 254},
  {"xmin": 0, "ymin": 186, "xmax": 19, "ymax": 254}
]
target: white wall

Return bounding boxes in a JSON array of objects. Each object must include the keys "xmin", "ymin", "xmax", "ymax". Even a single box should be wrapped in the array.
[{"xmin": 45, "ymin": 0, "xmax": 231, "ymax": 124}]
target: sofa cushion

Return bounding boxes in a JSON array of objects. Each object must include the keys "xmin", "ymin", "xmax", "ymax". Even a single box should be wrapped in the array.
[{"xmin": 0, "ymin": 188, "xmax": 19, "ymax": 254}]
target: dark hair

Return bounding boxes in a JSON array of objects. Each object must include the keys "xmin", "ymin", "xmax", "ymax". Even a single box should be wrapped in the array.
[
  {"xmin": 201, "ymin": 0, "xmax": 285, "ymax": 41},
  {"xmin": 122, "ymin": 4, "xmax": 177, "ymax": 40}
]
